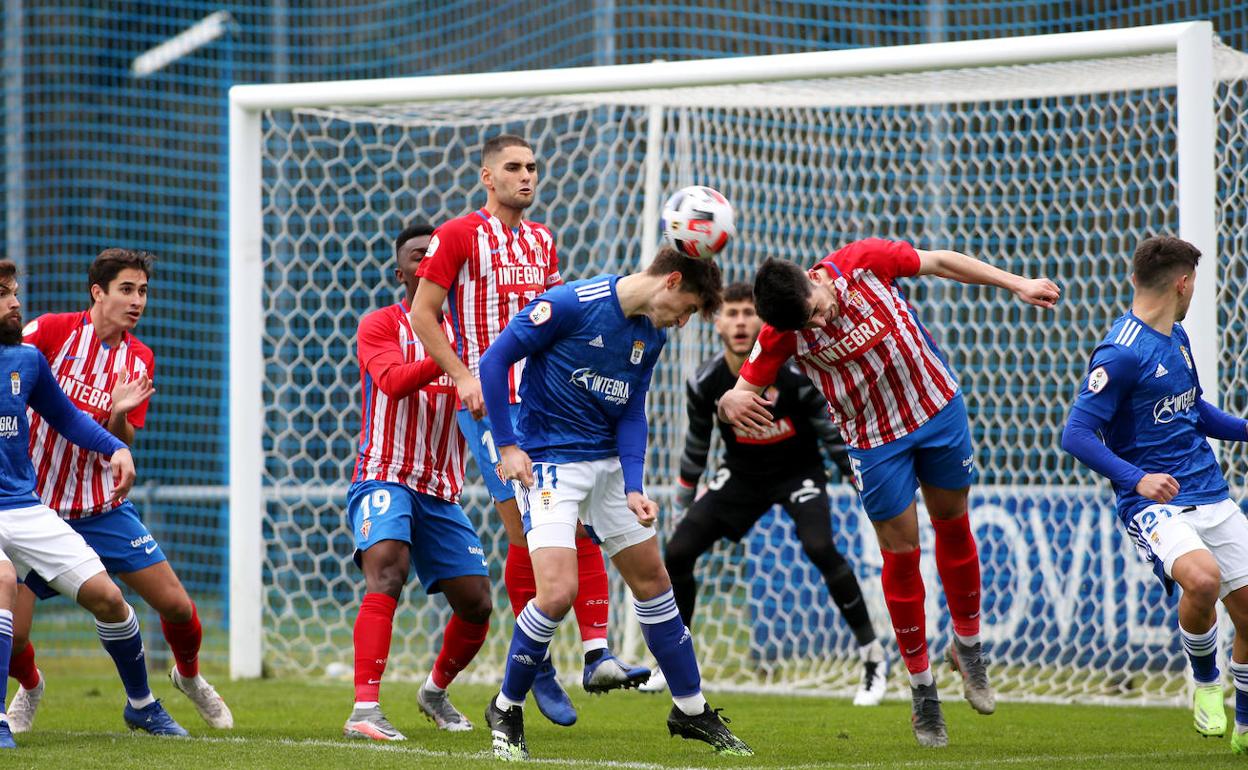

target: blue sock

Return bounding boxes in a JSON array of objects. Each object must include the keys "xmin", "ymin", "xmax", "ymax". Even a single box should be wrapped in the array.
[
  {"xmin": 501, "ymin": 601, "xmax": 561, "ymax": 704},
  {"xmin": 635, "ymin": 589, "xmax": 701, "ymax": 697},
  {"xmin": 0, "ymin": 609, "xmax": 12, "ymax": 711},
  {"xmin": 1230, "ymin": 661, "xmax": 1248, "ymax": 730},
  {"xmin": 96, "ymin": 604, "xmax": 153, "ymax": 705},
  {"xmin": 1181, "ymin": 622, "xmax": 1220, "ymax": 685}
]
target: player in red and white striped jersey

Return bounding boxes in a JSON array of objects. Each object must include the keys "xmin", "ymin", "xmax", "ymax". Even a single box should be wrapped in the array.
[
  {"xmin": 720, "ymin": 239, "xmax": 1060, "ymax": 748},
  {"xmin": 410, "ymin": 135, "xmax": 648, "ymax": 727},
  {"xmin": 7, "ymin": 249, "xmax": 231, "ymax": 733},
  {"xmin": 344, "ymin": 222, "xmax": 493, "ymax": 740}
]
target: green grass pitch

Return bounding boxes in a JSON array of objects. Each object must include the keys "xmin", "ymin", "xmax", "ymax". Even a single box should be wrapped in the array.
[{"xmin": 8, "ymin": 664, "xmax": 1248, "ymax": 769}]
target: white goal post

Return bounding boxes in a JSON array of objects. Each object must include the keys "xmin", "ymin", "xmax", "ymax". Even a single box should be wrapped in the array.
[{"xmin": 228, "ymin": 21, "xmax": 1248, "ymax": 703}]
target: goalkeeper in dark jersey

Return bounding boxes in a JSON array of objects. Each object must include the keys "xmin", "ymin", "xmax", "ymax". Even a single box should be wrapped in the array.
[{"xmin": 644, "ymin": 282, "xmax": 886, "ymax": 704}]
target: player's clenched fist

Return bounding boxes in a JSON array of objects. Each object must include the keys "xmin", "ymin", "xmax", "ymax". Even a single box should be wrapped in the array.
[
  {"xmin": 627, "ymin": 491, "xmax": 658, "ymax": 527},
  {"xmin": 1135, "ymin": 472, "xmax": 1179, "ymax": 504},
  {"xmin": 1014, "ymin": 277, "xmax": 1062, "ymax": 309}
]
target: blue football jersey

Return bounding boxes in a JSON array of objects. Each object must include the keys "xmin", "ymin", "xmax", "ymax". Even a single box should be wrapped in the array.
[
  {"xmin": 504, "ymin": 276, "xmax": 666, "ymax": 464},
  {"xmin": 1069, "ymin": 312, "xmax": 1227, "ymax": 523}
]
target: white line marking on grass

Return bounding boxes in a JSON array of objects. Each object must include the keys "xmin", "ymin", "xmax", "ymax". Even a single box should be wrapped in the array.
[{"xmin": 53, "ymin": 733, "xmax": 1222, "ymax": 769}]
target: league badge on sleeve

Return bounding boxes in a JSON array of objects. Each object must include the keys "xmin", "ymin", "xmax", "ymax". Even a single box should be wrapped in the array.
[
  {"xmin": 1087, "ymin": 366, "xmax": 1109, "ymax": 394},
  {"xmin": 530, "ymin": 300, "xmax": 553, "ymax": 326},
  {"xmin": 1181, "ymin": 346, "xmax": 1193, "ymax": 370},
  {"xmin": 630, "ymin": 340, "xmax": 645, "ymax": 365}
]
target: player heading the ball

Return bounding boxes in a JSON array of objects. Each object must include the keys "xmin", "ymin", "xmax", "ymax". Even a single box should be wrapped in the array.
[
  {"xmin": 720, "ymin": 238, "xmax": 1059, "ymax": 748},
  {"xmin": 478, "ymin": 247, "xmax": 751, "ymax": 761}
]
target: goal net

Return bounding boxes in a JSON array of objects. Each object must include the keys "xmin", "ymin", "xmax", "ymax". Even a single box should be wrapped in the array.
[{"xmin": 235, "ymin": 24, "xmax": 1248, "ymax": 703}]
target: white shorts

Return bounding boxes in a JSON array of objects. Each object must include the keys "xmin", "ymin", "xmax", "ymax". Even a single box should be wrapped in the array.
[
  {"xmin": 0, "ymin": 504, "xmax": 106, "ymax": 601},
  {"xmin": 1133, "ymin": 498, "xmax": 1248, "ymax": 598},
  {"xmin": 514, "ymin": 457, "xmax": 656, "ymax": 558}
]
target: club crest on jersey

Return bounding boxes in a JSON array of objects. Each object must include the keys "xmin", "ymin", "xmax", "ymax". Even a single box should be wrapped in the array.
[
  {"xmin": 1087, "ymin": 366, "xmax": 1109, "ymax": 394},
  {"xmin": 529, "ymin": 300, "xmax": 553, "ymax": 326},
  {"xmin": 10, "ymin": 371, "xmax": 19, "ymax": 395},
  {"xmin": 846, "ymin": 289, "xmax": 871, "ymax": 313},
  {"xmin": 630, "ymin": 340, "xmax": 645, "ymax": 365},
  {"xmin": 1181, "ymin": 346, "xmax": 1193, "ymax": 370}
]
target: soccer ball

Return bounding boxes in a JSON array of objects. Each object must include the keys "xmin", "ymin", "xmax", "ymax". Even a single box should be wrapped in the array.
[{"xmin": 660, "ymin": 185, "xmax": 736, "ymax": 260}]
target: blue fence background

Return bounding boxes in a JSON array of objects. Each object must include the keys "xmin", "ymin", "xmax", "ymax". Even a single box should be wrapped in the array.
[{"xmin": 4, "ymin": 1, "xmax": 1248, "ymax": 664}]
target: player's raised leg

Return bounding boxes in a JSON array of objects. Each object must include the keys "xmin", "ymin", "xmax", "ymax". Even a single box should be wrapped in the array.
[
  {"xmin": 874, "ymin": 505, "xmax": 946, "ymax": 748},
  {"xmin": 5, "ymin": 587, "xmax": 42, "ymax": 733},
  {"xmin": 921, "ymin": 484, "xmax": 994, "ymax": 716}
]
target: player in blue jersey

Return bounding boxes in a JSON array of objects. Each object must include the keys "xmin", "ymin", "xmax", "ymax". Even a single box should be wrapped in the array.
[
  {"xmin": 476, "ymin": 247, "xmax": 751, "ymax": 760},
  {"xmin": 1061, "ymin": 236, "xmax": 1248, "ymax": 751},
  {"xmin": 0, "ymin": 260, "xmax": 186, "ymax": 746}
]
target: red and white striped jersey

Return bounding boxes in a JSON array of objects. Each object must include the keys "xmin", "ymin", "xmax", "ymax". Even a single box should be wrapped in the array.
[
  {"xmin": 740, "ymin": 239, "xmax": 959, "ymax": 450},
  {"xmin": 417, "ymin": 209, "xmax": 562, "ymax": 403},
  {"xmin": 352, "ymin": 302, "xmax": 466, "ymax": 502},
  {"xmin": 22, "ymin": 311, "xmax": 153, "ymax": 518}
]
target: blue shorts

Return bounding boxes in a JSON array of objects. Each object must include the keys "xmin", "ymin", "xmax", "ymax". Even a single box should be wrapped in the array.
[
  {"xmin": 847, "ymin": 394, "xmax": 977, "ymax": 522},
  {"xmin": 349, "ymin": 480, "xmax": 488, "ymax": 594},
  {"xmin": 23, "ymin": 501, "xmax": 166, "ymax": 600},
  {"xmin": 457, "ymin": 404, "xmax": 522, "ymax": 503}
]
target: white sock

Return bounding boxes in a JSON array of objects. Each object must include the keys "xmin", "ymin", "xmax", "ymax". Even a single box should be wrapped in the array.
[
  {"xmin": 909, "ymin": 667, "xmax": 934, "ymax": 687},
  {"xmin": 583, "ymin": 637, "xmax": 608, "ymax": 655},
  {"xmin": 423, "ymin": 672, "xmax": 444, "ymax": 693},
  {"xmin": 672, "ymin": 691, "xmax": 707, "ymax": 716},
  {"xmin": 353, "ymin": 701, "xmax": 379, "ymax": 710},
  {"xmin": 954, "ymin": 632, "xmax": 981, "ymax": 647},
  {"xmin": 128, "ymin": 693, "xmax": 157, "ymax": 709},
  {"xmin": 496, "ymin": 691, "xmax": 524, "ymax": 710}
]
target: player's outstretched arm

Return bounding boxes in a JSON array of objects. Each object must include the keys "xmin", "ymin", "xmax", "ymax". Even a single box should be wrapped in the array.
[
  {"xmin": 410, "ymin": 279, "xmax": 482, "ymax": 416},
  {"xmin": 916, "ymin": 249, "xmax": 1060, "ymax": 309},
  {"xmin": 1196, "ymin": 399, "xmax": 1248, "ymax": 442}
]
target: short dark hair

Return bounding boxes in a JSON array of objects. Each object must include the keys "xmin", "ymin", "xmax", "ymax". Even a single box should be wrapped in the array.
[
  {"xmin": 722, "ymin": 281, "xmax": 753, "ymax": 305},
  {"xmin": 0, "ymin": 259, "xmax": 15, "ymax": 284},
  {"xmin": 482, "ymin": 134, "xmax": 532, "ymax": 165},
  {"xmin": 1133, "ymin": 235, "xmax": 1201, "ymax": 291},
  {"xmin": 645, "ymin": 246, "xmax": 723, "ymax": 318},
  {"xmin": 89, "ymin": 248, "xmax": 154, "ymax": 300},
  {"xmin": 753, "ymin": 258, "xmax": 813, "ymax": 331},
  {"xmin": 395, "ymin": 221, "xmax": 434, "ymax": 260}
]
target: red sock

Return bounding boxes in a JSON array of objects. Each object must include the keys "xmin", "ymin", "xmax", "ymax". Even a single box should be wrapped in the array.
[
  {"xmin": 880, "ymin": 547, "xmax": 929, "ymax": 674},
  {"xmin": 505, "ymin": 544, "xmax": 537, "ymax": 618},
  {"xmin": 9, "ymin": 642, "xmax": 41, "ymax": 690},
  {"xmin": 932, "ymin": 513, "xmax": 982, "ymax": 638},
  {"xmin": 431, "ymin": 614, "xmax": 490, "ymax": 689},
  {"xmin": 573, "ymin": 537, "xmax": 609, "ymax": 645},
  {"xmin": 353, "ymin": 592, "xmax": 397, "ymax": 702},
  {"xmin": 161, "ymin": 602, "xmax": 203, "ymax": 678}
]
